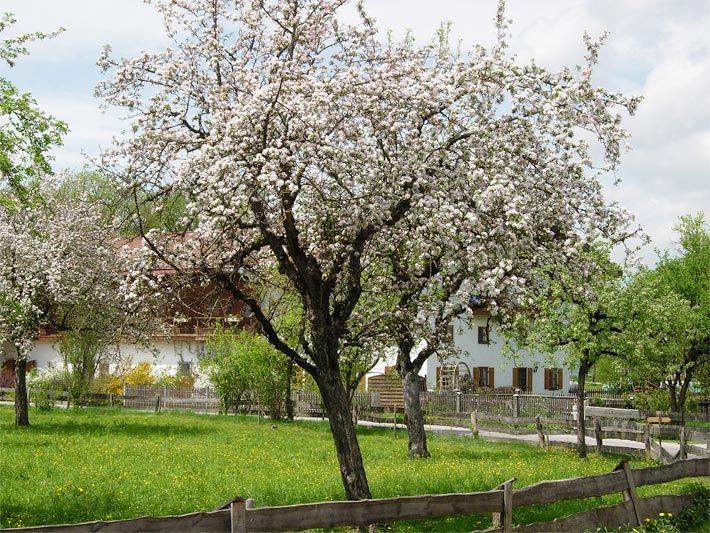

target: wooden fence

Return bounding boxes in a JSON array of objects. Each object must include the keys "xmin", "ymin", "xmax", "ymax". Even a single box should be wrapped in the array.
[
  {"xmin": 63, "ymin": 387, "xmax": 378, "ymax": 417},
  {"xmin": 422, "ymin": 392, "xmax": 625, "ymax": 421},
  {"xmin": 9, "ymin": 458, "xmax": 708, "ymax": 533},
  {"xmin": 465, "ymin": 407, "xmax": 709, "ymax": 463}
]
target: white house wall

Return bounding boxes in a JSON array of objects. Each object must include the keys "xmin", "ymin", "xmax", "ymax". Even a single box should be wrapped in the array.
[
  {"xmin": 425, "ymin": 315, "xmax": 570, "ymax": 394},
  {"xmin": 20, "ymin": 338, "xmax": 206, "ymax": 376}
]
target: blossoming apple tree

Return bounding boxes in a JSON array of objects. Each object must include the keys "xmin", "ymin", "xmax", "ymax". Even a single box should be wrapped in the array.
[
  {"xmin": 0, "ymin": 182, "xmax": 163, "ymax": 426},
  {"xmin": 97, "ymin": 0, "xmax": 639, "ymax": 498}
]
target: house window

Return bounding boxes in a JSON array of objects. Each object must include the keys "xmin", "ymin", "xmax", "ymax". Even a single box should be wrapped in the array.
[
  {"xmin": 545, "ymin": 367, "xmax": 563, "ymax": 390},
  {"xmin": 477, "ymin": 325, "xmax": 490, "ymax": 344},
  {"xmin": 513, "ymin": 367, "xmax": 533, "ymax": 392},
  {"xmin": 178, "ymin": 362, "xmax": 192, "ymax": 375},
  {"xmin": 473, "ymin": 367, "xmax": 494, "ymax": 389}
]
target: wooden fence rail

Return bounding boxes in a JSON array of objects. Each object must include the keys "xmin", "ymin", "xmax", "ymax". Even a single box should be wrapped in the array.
[{"xmin": 7, "ymin": 458, "xmax": 708, "ymax": 533}]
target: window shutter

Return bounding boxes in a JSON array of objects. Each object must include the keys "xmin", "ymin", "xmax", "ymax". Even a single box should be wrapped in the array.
[
  {"xmin": 488, "ymin": 367, "xmax": 495, "ymax": 389},
  {"xmin": 473, "ymin": 367, "xmax": 481, "ymax": 387},
  {"xmin": 527, "ymin": 368, "xmax": 533, "ymax": 393},
  {"xmin": 557, "ymin": 368, "xmax": 563, "ymax": 390},
  {"xmin": 544, "ymin": 368, "xmax": 551, "ymax": 390},
  {"xmin": 512, "ymin": 368, "xmax": 519, "ymax": 388},
  {"xmin": 436, "ymin": 367, "xmax": 441, "ymax": 388}
]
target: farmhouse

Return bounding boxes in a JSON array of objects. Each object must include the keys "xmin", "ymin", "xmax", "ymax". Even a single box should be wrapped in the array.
[
  {"xmin": 0, "ymin": 235, "xmax": 258, "ymax": 386},
  {"xmin": 424, "ymin": 310, "xmax": 570, "ymax": 395}
]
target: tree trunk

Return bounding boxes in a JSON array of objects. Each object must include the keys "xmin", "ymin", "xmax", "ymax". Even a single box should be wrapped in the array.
[
  {"xmin": 402, "ymin": 368, "xmax": 430, "ymax": 458},
  {"xmin": 14, "ymin": 352, "xmax": 30, "ymax": 427},
  {"xmin": 285, "ymin": 359, "xmax": 294, "ymax": 421},
  {"xmin": 667, "ymin": 380, "xmax": 679, "ymax": 413},
  {"xmin": 677, "ymin": 372, "xmax": 693, "ymax": 425},
  {"xmin": 316, "ymin": 371, "xmax": 372, "ymax": 500},
  {"xmin": 576, "ymin": 359, "xmax": 591, "ymax": 458}
]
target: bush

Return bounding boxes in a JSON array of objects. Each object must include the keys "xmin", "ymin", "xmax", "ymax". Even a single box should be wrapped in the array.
[
  {"xmin": 98, "ymin": 362, "xmax": 156, "ymax": 395},
  {"xmin": 630, "ymin": 389, "xmax": 700, "ymax": 413},
  {"xmin": 27, "ymin": 367, "xmax": 67, "ymax": 410},
  {"xmin": 590, "ymin": 396, "xmax": 605, "ymax": 407},
  {"xmin": 630, "ymin": 389, "xmax": 672, "ymax": 412},
  {"xmin": 57, "ymin": 331, "xmax": 107, "ymax": 406},
  {"xmin": 155, "ymin": 370, "xmax": 196, "ymax": 389},
  {"xmin": 201, "ymin": 326, "xmax": 289, "ymax": 418}
]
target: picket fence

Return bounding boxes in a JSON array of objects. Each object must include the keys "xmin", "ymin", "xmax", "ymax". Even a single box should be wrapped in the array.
[{"xmin": 10, "ymin": 458, "xmax": 708, "ymax": 533}]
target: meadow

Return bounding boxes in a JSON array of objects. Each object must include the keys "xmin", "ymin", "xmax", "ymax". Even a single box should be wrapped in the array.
[{"xmin": 0, "ymin": 407, "xmax": 705, "ymax": 531}]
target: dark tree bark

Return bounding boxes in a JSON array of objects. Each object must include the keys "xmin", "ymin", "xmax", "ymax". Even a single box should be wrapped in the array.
[
  {"xmin": 575, "ymin": 357, "xmax": 592, "ymax": 458},
  {"xmin": 677, "ymin": 372, "xmax": 694, "ymax": 424},
  {"xmin": 668, "ymin": 380, "xmax": 679, "ymax": 414},
  {"xmin": 316, "ymin": 370, "xmax": 372, "ymax": 500},
  {"xmin": 14, "ymin": 351, "xmax": 29, "ymax": 427},
  {"xmin": 285, "ymin": 359, "xmax": 294, "ymax": 421},
  {"xmin": 396, "ymin": 338, "xmax": 432, "ymax": 459},
  {"xmin": 402, "ymin": 369, "xmax": 429, "ymax": 458}
]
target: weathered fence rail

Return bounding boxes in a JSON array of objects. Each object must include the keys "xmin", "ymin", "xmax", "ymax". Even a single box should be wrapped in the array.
[{"xmin": 7, "ymin": 458, "xmax": 708, "ymax": 533}]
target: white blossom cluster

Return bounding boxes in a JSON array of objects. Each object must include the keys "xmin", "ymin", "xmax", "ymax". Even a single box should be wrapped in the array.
[
  {"xmin": 96, "ymin": 0, "xmax": 640, "ymax": 368},
  {"xmin": 0, "ymin": 182, "xmax": 163, "ymax": 361}
]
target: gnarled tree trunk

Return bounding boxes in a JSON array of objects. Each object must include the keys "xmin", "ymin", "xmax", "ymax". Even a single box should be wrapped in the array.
[
  {"xmin": 285, "ymin": 359, "xmax": 294, "ymax": 421},
  {"xmin": 14, "ymin": 351, "xmax": 29, "ymax": 427},
  {"xmin": 316, "ymin": 370, "xmax": 372, "ymax": 500},
  {"xmin": 576, "ymin": 357, "xmax": 591, "ymax": 458},
  {"xmin": 402, "ymin": 369, "xmax": 429, "ymax": 458}
]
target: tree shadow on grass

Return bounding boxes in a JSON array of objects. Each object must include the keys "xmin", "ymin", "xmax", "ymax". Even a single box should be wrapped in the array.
[{"xmin": 1, "ymin": 417, "xmax": 216, "ymax": 440}]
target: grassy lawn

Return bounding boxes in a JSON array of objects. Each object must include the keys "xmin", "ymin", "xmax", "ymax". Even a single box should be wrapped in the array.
[{"xmin": 0, "ymin": 407, "xmax": 705, "ymax": 531}]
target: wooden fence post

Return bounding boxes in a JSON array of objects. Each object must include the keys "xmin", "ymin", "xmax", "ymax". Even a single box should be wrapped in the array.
[
  {"xmin": 594, "ymin": 417, "xmax": 603, "ymax": 452},
  {"xmin": 679, "ymin": 426, "xmax": 687, "ymax": 461},
  {"xmin": 513, "ymin": 394, "xmax": 519, "ymax": 418},
  {"xmin": 230, "ymin": 497, "xmax": 247, "ymax": 533},
  {"xmin": 471, "ymin": 411, "xmax": 479, "ymax": 438},
  {"xmin": 393, "ymin": 405, "xmax": 397, "ymax": 438},
  {"xmin": 108, "ymin": 393, "xmax": 113, "ymax": 408},
  {"xmin": 614, "ymin": 461, "xmax": 642, "ymax": 526},
  {"xmin": 502, "ymin": 479, "xmax": 513, "ymax": 533},
  {"xmin": 456, "ymin": 391, "xmax": 462, "ymax": 413},
  {"xmin": 491, "ymin": 478, "xmax": 516, "ymax": 532},
  {"xmin": 154, "ymin": 393, "xmax": 161, "ymax": 413},
  {"xmin": 644, "ymin": 423, "xmax": 651, "ymax": 460},
  {"xmin": 535, "ymin": 415, "xmax": 545, "ymax": 448}
]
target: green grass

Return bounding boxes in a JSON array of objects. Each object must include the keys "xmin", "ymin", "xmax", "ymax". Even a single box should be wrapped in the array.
[{"xmin": 0, "ymin": 407, "xmax": 705, "ymax": 531}]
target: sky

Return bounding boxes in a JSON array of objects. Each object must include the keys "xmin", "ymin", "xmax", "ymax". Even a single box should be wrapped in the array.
[{"xmin": 3, "ymin": 0, "xmax": 709, "ymax": 263}]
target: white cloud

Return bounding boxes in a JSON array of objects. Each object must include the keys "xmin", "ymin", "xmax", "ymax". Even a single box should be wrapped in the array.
[{"xmin": 3, "ymin": 0, "xmax": 169, "ymax": 62}]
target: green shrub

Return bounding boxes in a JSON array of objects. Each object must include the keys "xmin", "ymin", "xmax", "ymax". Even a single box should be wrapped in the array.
[
  {"xmin": 630, "ymin": 389, "xmax": 700, "ymax": 413},
  {"xmin": 630, "ymin": 390, "xmax": 672, "ymax": 412},
  {"xmin": 27, "ymin": 367, "xmax": 66, "ymax": 410},
  {"xmin": 590, "ymin": 396, "xmax": 605, "ymax": 407},
  {"xmin": 201, "ymin": 326, "xmax": 289, "ymax": 418},
  {"xmin": 154, "ymin": 370, "xmax": 196, "ymax": 389},
  {"xmin": 673, "ymin": 484, "xmax": 710, "ymax": 531}
]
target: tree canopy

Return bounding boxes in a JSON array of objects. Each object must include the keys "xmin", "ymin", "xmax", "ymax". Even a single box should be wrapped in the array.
[
  {"xmin": 0, "ymin": 13, "xmax": 66, "ymax": 203},
  {"xmin": 97, "ymin": 0, "xmax": 639, "ymax": 498}
]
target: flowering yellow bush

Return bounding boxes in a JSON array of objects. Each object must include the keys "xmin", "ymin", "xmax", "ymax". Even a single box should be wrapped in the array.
[{"xmin": 100, "ymin": 363, "xmax": 155, "ymax": 395}]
